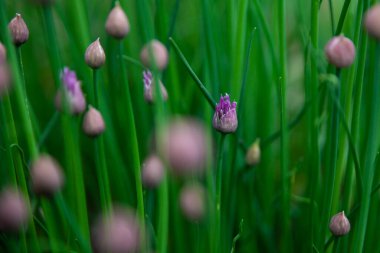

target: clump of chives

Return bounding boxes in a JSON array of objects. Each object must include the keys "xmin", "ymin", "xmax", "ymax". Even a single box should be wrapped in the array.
[
  {"xmin": 324, "ymin": 35, "xmax": 356, "ymax": 68},
  {"xmin": 140, "ymin": 39, "xmax": 169, "ymax": 71},
  {"xmin": 82, "ymin": 105, "xmax": 106, "ymax": 137},
  {"xmin": 179, "ymin": 183, "xmax": 206, "ymax": 221},
  {"xmin": 8, "ymin": 13, "xmax": 29, "ymax": 47},
  {"xmin": 212, "ymin": 94, "xmax": 238, "ymax": 133},
  {"xmin": 85, "ymin": 38, "xmax": 106, "ymax": 69},
  {"xmin": 141, "ymin": 154, "xmax": 165, "ymax": 189},
  {"xmin": 105, "ymin": 1, "xmax": 130, "ymax": 40},
  {"xmin": 364, "ymin": 4, "xmax": 380, "ymax": 40},
  {"xmin": 142, "ymin": 70, "xmax": 168, "ymax": 103},
  {"xmin": 329, "ymin": 211, "xmax": 351, "ymax": 236}
]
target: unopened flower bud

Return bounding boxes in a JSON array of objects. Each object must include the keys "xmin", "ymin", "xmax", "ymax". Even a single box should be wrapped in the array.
[
  {"xmin": 105, "ymin": 2, "xmax": 130, "ymax": 39},
  {"xmin": 0, "ymin": 63, "xmax": 11, "ymax": 97},
  {"xmin": 161, "ymin": 118, "xmax": 208, "ymax": 176},
  {"xmin": 213, "ymin": 94, "xmax": 238, "ymax": 133},
  {"xmin": 324, "ymin": 36, "xmax": 355, "ymax": 68},
  {"xmin": 55, "ymin": 67, "xmax": 86, "ymax": 114},
  {"xmin": 142, "ymin": 155, "xmax": 164, "ymax": 188},
  {"xmin": 91, "ymin": 206, "xmax": 141, "ymax": 253},
  {"xmin": 0, "ymin": 42, "xmax": 6, "ymax": 63},
  {"xmin": 180, "ymin": 183, "xmax": 206, "ymax": 221},
  {"xmin": 31, "ymin": 155, "xmax": 65, "ymax": 197},
  {"xmin": 83, "ymin": 106, "xmax": 106, "ymax": 137},
  {"xmin": 143, "ymin": 70, "xmax": 168, "ymax": 103},
  {"xmin": 0, "ymin": 187, "xmax": 30, "ymax": 232},
  {"xmin": 85, "ymin": 38, "xmax": 106, "ymax": 69},
  {"xmin": 8, "ymin": 14, "xmax": 29, "ymax": 47},
  {"xmin": 329, "ymin": 211, "xmax": 350, "ymax": 236},
  {"xmin": 364, "ymin": 4, "xmax": 380, "ymax": 40},
  {"xmin": 140, "ymin": 40, "xmax": 168, "ymax": 71},
  {"xmin": 245, "ymin": 139, "xmax": 261, "ymax": 166}
]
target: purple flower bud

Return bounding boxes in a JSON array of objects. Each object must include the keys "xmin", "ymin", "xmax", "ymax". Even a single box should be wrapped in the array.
[
  {"xmin": 91, "ymin": 206, "xmax": 141, "ymax": 253},
  {"xmin": 31, "ymin": 154, "xmax": 65, "ymax": 197},
  {"xmin": 105, "ymin": 2, "xmax": 130, "ymax": 39},
  {"xmin": 329, "ymin": 211, "xmax": 350, "ymax": 236},
  {"xmin": 8, "ymin": 13, "xmax": 29, "ymax": 47},
  {"xmin": 212, "ymin": 94, "xmax": 238, "ymax": 133},
  {"xmin": 364, "ymin": 4, "xmax": 380, "ymax": 40},
  {"xmin": 143, "ymin": 70, "xmax": 168, "ymax": 103},
  {"xmin": 140, "ymin": 40, "xmax": 168, "ymax": 71},
  {"xmin": 0, "ymin": 187, "xmax": 30, "ymax": 232},
  {"xmin": 324, "ymin": 36, "xmax": 356, "ymax": 68},
  {"xmin": 82, "ymin": 105, "xmax": 106, "ymax": 137},
  {"xmin": 85, "ymin": 38, "xmax": 106, "ymax": 69},
  {"xmin": 55, "ymin": 67, "xmax": 86, "ymax": 114},
  {"xmin": 142, "ymin": 154, "xmax": 164, "ymax": 188},
  {"xmin": 180, "ymin": 183, "xmax": 206, "ymax": 221}
]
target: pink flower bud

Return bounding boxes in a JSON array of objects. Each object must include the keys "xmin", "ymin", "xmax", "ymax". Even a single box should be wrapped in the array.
[
  {"xmin": 8, "ymin": 14, "xmax": 29, "ymax": 47},
  {"xmin": 0, "ymin": 63, "xmax": 11, "ymax": 97},
  {"xmin": 161, "ymin": 118, "xmax": 209, "ymax": 177},
  {"xmin": 364, "ymin": 4, "xmax": 380, "ymax": 40},
  {"xmin": 0, "ymin": 187, "xmax": 30, "ymax": 232},
  {"xmin": 105, "ymin": 2, "xmax": 130, "ymax": 39},
  {"xmin": 91, "ymin": 206, "xmax": 141, "ymax": 253},
  {"xmin": 324, "ymin": 36, "xmax": 356, "ymax": 68},
  {"xmin": 329, "ymin": 211, "xmax": 350, "ymax": 236},
  {"xmin": 0, "ymin": 42, "xmax": 6, "ymax": 64},
  {"xmin": 180, "ymin": 183, "xmax": 206, "ymax": 221},
  {"xmin": 143, "ymin": 70, "xmax": 168, "ymax": 103},
  {"xmin": 245, "ymin": 139, "xmax": 261, "ymax": 166},
  {"xmin": 213, "ymin": 94, "xmax": 238, "ymax": 133},
  {"xmin": 31, "ymin": 154, "xmax": 65, "ymax": 197},
  {"xmin": 85, "ymin": 38, "xmax": 106, "ymax": 69},
  {"xmin": 83, "ymin": 106, "xmax": 106, "ymax": 137},
  {"xmin": 142, "ymin": 154, "xmax": 164, "ymax": 188},
  {"xmin": 140, "ymin": 40, "xmax": 168, "ymax": 71}
]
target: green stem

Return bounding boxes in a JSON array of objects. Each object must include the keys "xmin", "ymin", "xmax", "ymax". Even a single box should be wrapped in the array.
[{"xmin": 214, "ymin": 134, "xmax": 226, "ymax": 253}]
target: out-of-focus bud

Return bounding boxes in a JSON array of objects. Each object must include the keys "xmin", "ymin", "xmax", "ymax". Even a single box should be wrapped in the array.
[
  {"xmin": 213, "ymin": 94, "xmax": 238, "ymax": 133},
  {"xmin": 0, "ymin": 63, "xmax": 11, "ymax": 97},
  {"xmin": 0, "ymin": 42, "xmax": 6, "ymax": 63},
  {"xmin": 329, "ymin": 211, "xmax": 350, "ymax": 236},
  {"xmin": 143, "ymin": 70, "xmax": 168, "ymax": 103},
  {"xmin": 31, "ymin": 155, "xmax": 65, "ymax": 197},
  {"xmin": 142, "ymin": 154, "xmax": 164, "ymax": 188},
  {"xmin": 180, "ymin": 183, "xmax": 206, "ymax": 221},
  {"xmin": 324, "ymin": 35, "xmax": 355, "ymax": 68},
  {"xmin": 140, "ymin": 40, "xmax": 168, "ymax": 71},
  {"xmin": 91, "ymin": 206, "xmax": 141, "ymax": 253},
  {"xmin": 245, "ymin": 139, "xmax": 261, "ymax": 166},
  {"xmin": 161, "ymin": 118, "xmax": 209, "ymax": 177},
  {"xmin": 85, "ymin": 38, "xmax": 106, "ymax": 69},
  {"xmin": 55, "ymin": 67, "xmax": 86, "ymax": 114},
  {"xmin": 83, "ymin": 106, "xmax": 106, "ymax": 137},
  {"xmin": 8, "ymin": 14, "xmax": 29, "ymax": 47},
  {"xmin": 105, "ymin": 2, "xmax": 130, "ymax": 39},
  {"xmin": 364, "ymin": 4, "xmax": 380, "ymax": 40},
  {"xmin": 0, "ymin": 187, "xmax": 30, "ymax": 232}
]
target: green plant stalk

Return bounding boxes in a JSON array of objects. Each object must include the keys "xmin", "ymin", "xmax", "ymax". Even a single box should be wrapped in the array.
[
  {"xmin": 278, "ymin": 0, "xmax": 291, "ymax": 251},
  {"xmin": 214, "ymin": 134, "xmax": 226, "ymax": 253},
  {"xmin": 92, "ymin": 69, "xmax": 112, "ymax": 211},
  {"xmin": 335, "ymin": 0, "xmax": 352, "ymax": 35},
  {"xmin": 118, "ymin": 42, "xmax": 145, "ymax": 223}
]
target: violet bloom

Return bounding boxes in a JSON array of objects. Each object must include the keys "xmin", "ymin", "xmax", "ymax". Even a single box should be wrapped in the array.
[
  {"xmin": 212, "ymin": 94, "xmax": 238, "ymax": 133},
  {"xmin": 55, "ymin": 67, "xmax": 86, "ymax": 114},
  {"xmin": 143, "ymin": 70, "xmax": 168, "ymax": 103}
]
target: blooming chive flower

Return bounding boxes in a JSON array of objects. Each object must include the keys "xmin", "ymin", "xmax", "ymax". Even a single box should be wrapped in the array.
[
  {"xmin": 143, "ymin": 70, "xmax": 168, "ymax": 103},
  {"xmin": 212, "ymin": 94, "xmax": 238, "ymax": 133},
  {"xmin": 55, "ymin": 67, "xmax": 86, "ymax": 114}
]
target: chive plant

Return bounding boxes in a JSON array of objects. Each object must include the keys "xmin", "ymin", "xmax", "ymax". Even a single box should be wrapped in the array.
[{"xmin": 0, "ymin": 0, "xmax": 380, "ymax": 253}]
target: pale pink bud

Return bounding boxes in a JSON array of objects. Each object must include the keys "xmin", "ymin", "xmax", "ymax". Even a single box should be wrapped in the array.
[
  {"xmin": 180, "ymin": 183, "xmax": 206, "ymax": 221},
  {"xmin": 85, "ymin": 38, "xmax": 106, "ymax": 69},
  {"xmin": 105, "ymin": 2, "xmax": 130, "ymax": 39},
  {"xmin": 329, "ymin": 211, "xmax": 350, "ymax": 236},
  {"xmin": 0, "ymin": 63, "xmax": 11, "ymax": 97},
  {"xmin": 364, "ymin": 4, "xmax": 380, "ymax": 40},
  {"xmin": 8, "ymin": 14, "xmax": 29, "ymax": 47},
  {"xmin": 0, "ymin": 42, "xmax": 6, "ymax": 64},
  {"xmin": 83, "ymin": 106, "xmax": 106, "ymax": 137},
  {"xmin": 140, "ymin": 40, "xmax": 168, "ymax": 71},
  {"xmin": 91, "ymin": 206, "xmax": 141, "ymax": 253},
  {"xmin": 143, "ymin": 70, "xmax": 168, "ymax": 103},
  {"xmin": 324, "ymin": 36, "xmax": 356, "ymax": 68},
  {"xmin": 245, "ymin": 139, "xmax": 261, "ymax": 166},
  {"xmin": 142, "ymin": 155, "xmax": 164, "ymax": 188},
  {"xmin": 31, "ymin": 154, "xmax": 65, "ymax": 197},
  {"xmin": 0, "ymin": 187, "xmax": 30, "ymax": 232}
]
